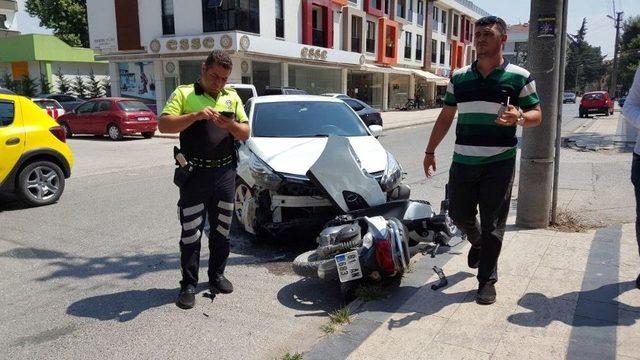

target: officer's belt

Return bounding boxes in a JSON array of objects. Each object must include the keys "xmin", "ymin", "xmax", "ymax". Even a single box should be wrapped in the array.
[{"xmin": 189, "ymin": 155, "xmax": 233, "ymax": 168}]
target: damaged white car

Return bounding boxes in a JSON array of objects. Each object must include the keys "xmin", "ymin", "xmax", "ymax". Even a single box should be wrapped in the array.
[{"xmin": 234, "ymin": 95, "xmax": 409, "ymax": 239}]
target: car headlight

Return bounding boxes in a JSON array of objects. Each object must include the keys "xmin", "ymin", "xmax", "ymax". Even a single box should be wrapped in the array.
[
  {"xmin": 380, "ymin": 152, "xmax": 403, "ymax": 192},
  {"xmin": 249, "ymin": 152, "xmax": 283, "ymax": 190}
]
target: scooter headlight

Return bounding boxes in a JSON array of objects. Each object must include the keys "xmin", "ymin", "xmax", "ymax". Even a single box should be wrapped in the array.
[
  {"xmin": 249, "ymin": 152, "xmax": 283, "ymax": 190},
  {"xmin": 380, "ymin": 152, "xmax": 403, "ymax": 192}
]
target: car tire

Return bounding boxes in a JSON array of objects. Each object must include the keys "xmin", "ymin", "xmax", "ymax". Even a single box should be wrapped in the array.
[
  {"xmin": 60, "ymin": 122, "xmax": 73, "ymax": 138},
  {"xmin": 142, "ymin": 131, "xmax": 154, "ymax": 139},
  {"xmin": 233, "ymin": 178, "xmax": 255, "ymax": 234},
  {"xmin": 107, "ymin": 123, "xmax": 123, "ymax": 141},
  {"xmin": 16, "ymin": 161, "xmax": 65, "ymax": 207}
]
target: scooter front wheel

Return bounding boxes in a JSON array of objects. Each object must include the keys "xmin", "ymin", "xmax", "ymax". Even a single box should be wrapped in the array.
[{"xmin": 292, "ymin": 250, "xmax": 333, "ymax": 278}]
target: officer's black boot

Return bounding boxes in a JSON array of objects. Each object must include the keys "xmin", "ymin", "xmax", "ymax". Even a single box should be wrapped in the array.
[
  {"xmin": 211, "ymin": 274, "xmax": 233, "ymax": 294},
  {"xmin": 176, "ymin": 284, "xmax": 196, "ymax": 309}
]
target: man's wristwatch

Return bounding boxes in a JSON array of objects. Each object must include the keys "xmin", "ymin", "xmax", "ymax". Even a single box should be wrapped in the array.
[{"xmin": 516, "ymin": 108, "xmax": 525, "ymax": 126}]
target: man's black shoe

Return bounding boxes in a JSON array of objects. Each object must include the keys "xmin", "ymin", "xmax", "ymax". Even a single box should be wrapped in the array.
[
  {"xmin": 636, "ymin": 273, "xmax": 640, "ymax": 289},
  {"xmin": 468, "ymin": 245, "xmax": 481, "ymax": 269},
  {"xmin": 476, "ymin": 282, "xmax": 496, "ymax": 305},
  {"xmin": 211, "ymin": 274, "xmax": 234, "ymax": 294},
  {"xmin": 176, "ymin": 284, "xmax": 196, "ymax": 309}
]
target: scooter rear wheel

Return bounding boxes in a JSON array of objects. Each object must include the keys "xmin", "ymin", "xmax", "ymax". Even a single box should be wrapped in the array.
[{"xmin": 292, "ymin": 250, "xmax": 333, "ymax": 278}]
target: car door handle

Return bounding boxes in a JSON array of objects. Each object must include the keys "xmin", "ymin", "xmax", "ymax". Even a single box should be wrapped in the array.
[{"xmin": 5, "ymin": 137, "xmax": 20, "ymax": 145}]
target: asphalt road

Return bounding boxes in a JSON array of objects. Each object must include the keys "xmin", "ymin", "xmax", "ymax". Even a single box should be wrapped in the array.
[{"xmin": 0, "ymin": 103, "xmax": 621, "ymax": 359}]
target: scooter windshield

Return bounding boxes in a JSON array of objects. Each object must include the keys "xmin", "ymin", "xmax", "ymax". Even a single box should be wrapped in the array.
[{"xmin": 306, "ymin": 136, "xmax": 386, "ymax": 213}]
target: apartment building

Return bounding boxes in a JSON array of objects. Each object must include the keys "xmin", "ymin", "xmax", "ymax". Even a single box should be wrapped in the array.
[
  {"xmin": 504, "ymin": 23, "xmax": 529, "ymax": 67},
  {"xmin": 0, "ymin": 0, "xmax": 18, "ymax": 38}
]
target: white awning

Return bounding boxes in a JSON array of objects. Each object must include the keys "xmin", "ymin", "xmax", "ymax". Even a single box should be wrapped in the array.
[
  {"xmin": 411, "ymin": 69, "xmax": 449, "ymax": 86},
  {"xmin": 361, "ymin": 63, "xmax": 411, "ymax": 75}
]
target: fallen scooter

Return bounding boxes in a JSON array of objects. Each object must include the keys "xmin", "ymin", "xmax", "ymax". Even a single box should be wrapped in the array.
[{"xmin": 291, "ymin": 136, "xmax": 458, "ymax": 299}]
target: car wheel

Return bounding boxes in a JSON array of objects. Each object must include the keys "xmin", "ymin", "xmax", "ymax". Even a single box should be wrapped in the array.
[
  {"xmin": 233, "ymin": 179, "xmax": 254, "ymax": 233},
  {"xmin": 60, "ymin": 122, "xmax": 72, "ymax": 138},
  {"xmin": 107, "ymin": 123, "xmax": 123, "ymax": 141},
  {"xmin": 16, "ymin": 161, "xmax": 65, "ymax": 206},
  {"xmin": 142, "ymin": 131, "xmax": 154, "ymax": 139}
]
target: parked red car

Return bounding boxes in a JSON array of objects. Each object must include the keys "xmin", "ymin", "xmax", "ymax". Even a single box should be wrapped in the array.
[
  {"xmin": 57, "ymin": 97, "xmax": 157, "ymax": 140},
  {"xmin": 32, "ymin": 98, "xmax": 66, "ymax": 120},
  {"xmin": 579, "ymin": 91, "xmax": 614, "ymax": 118}
]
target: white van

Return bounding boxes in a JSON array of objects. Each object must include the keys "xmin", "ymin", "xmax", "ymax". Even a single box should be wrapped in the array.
[{"xmin": 225, "ymin": 83, "xmax": 257, "ymax": 105}]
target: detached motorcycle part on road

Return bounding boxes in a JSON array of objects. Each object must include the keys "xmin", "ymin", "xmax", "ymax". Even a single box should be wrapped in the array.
[{"xmin": 292, "ymin": 136, "xmax": 458, "ymax": 298}]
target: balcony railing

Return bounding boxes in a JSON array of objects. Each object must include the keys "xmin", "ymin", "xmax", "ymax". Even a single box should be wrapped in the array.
[
  {"xmin": 312, "ymin": 29, "xmax": 326, "ymax": 47},
  {"xmin": 385, "ymin": 46, "xmax": 394, "ymax": 58},
  {"xmin": 416, "ymin": 49, "xmax": 422, "ymax": 61},
  {"xmin": 404, "ymin": 46, "xmax": 411, "ymax": 59},
  {"xmin": 366, "ymin": 38, "xmax": 375, "ymax": 53},
  {"xmin": 351, "ymin": 37, "xmax": 361, "ymax": 53},
  {"xmin": 276, "ymin": 18, "xmax": 284, "ymax": 38}
]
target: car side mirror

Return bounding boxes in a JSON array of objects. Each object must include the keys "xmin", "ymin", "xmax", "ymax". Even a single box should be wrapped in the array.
[{"xmin": 369, "ymin": 125, "xmax": 383, "ymax": 137}]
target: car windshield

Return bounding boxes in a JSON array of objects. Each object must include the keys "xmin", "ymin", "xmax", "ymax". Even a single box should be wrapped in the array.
[
  {"xmin": 34, "ymin": 100, "xmax": 62, "ymax": 109},
  {"xmin": 564, "ymin": 93, "xmax": 574, "ymax": 97},
  {"xmin": 252, "ymin": 101, "xmax": 369, "ymax": 137},
  {"xmin": 583, "ymin": 93, "xmax": 604, "ymax": 100},
  {"xmin": 118, "ymin": 100, "xmax": 149, "ymax": 111}
]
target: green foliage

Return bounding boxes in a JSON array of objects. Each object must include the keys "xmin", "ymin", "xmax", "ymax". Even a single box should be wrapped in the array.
[
  {"xmin": 25, "ymin": 0, "xmax": 88, "ymax": 47},
  {"xmin": 564, "ymin": 18, "xmax": 607, "ymax": 93},
  {"xmin": 55, "ymin": 68, "xmax": 72, "ymax": 94},
  {"xmin": 1, "ymin": 73, "xmax": 16, "ymax": 92},
  {"xmin": 617, "ymin": 16, "xmax": 640, "ymax": 95},
  {"xmin": 72, "ymin": 74, "xmax": 87, "ymax": 99},
  {"xmin": 17, "ymin": 74, "xmax": 39, "ymax": 97},
  {"xmin": 39, "ymin": 75, "xmax": 53, "ymax": 94},
  {"xmin": 86, "ymin": 69, "xmax": 103, "ymax": 99}
]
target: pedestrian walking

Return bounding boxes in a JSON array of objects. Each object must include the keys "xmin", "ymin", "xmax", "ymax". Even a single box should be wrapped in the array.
[
  {"xmin": 159, "ymin": 50, "xmax": 250, "ymax": 309},
  {"xmin": 422, "ymin": 16, "xmax": 542, "ymax": 304},
  {"xmin": 621, "ymin": 67, "xmax": 640, "ymax": 289}
]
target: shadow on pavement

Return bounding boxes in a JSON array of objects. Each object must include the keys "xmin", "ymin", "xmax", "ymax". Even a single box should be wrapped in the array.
[
  {"xmin": 66, "ymin": 288, "xmax": 177, "ymax": 322},
  {"xmin": 508, "ymin": 281, "xmax": 640, "ymax": 328},
  {"xmin": 276, "ymin": 277, "xmax": 344, "ymax": 316}
]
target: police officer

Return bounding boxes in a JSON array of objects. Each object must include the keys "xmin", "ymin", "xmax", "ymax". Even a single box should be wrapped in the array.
[{"xmin": 159, "ymin": 50, "xmax": 249, "ymax": 309}]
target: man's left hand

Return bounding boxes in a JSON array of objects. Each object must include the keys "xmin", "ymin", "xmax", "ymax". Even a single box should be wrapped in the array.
[
  {"xmin": 495, "ymin": 105, "xmax": 519, "ymax": 126},
  {"xmin": 211, "ymin": 112, "xmax": 234, "ymax": 129}
]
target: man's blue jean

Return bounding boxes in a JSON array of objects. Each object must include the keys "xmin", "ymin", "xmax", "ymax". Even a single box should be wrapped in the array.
[{"xmin": 632, "ymin": 153, "xmax": 640, "ymax": 257}]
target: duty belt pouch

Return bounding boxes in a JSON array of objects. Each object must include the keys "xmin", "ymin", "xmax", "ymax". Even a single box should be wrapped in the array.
[{"xmin": 173, "ymin": 146, "xmax": 194, "ymax": 189}]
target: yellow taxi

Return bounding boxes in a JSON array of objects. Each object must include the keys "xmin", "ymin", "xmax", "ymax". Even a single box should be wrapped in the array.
[{"xmin": 0, "ymin": 94, "xmax": 74, "ymax": 206}]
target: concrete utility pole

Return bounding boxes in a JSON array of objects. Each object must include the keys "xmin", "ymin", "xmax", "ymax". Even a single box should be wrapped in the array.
[
  {"xmin": 516, "ymin": 0, "xmax": 566, "ymax": 228},
  {"xmin": 608, "ymin": 10, "xmax": 623, "ymax": 98}
]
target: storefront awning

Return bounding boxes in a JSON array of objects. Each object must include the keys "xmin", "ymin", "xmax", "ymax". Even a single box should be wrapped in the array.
[
  {"xmin": 361, "ymin": 63, "xmax": 411, "ymax": 75},
  {"xmin": 411, "ymin": 69, "xmax": 449, "ymax": 86}
]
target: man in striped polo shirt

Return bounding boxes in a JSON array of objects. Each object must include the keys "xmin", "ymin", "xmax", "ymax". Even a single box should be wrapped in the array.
[{"xmin": 423, "ymin": 16, "xmax": 542, "ymax": 305}]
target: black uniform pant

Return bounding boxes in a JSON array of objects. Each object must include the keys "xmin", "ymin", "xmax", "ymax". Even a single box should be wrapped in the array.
[
  {"xmin": 177, "ymin": 165, "xmax": 235, "ymax": 288},
  {"xmin": 448, "ymin": 158, "xmax": 516, "ymax": 285},
  {"xmin": 632, "ymin": 153, "xmax": 640, "ymax": 257}
]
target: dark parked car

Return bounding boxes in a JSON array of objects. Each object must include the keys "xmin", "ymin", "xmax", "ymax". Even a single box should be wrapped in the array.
[
  {"xmin": 619, "ymin": 96, "xmax": 626, "ymax": 107},
  {"xmin": 579, "ymin": 91, "xmax": 614, "ymax": 117},
  {"xmin": 342, "ymin": 98, "xmax": 383, "ymax": 127},
  {"xmin": 0, "ymin": 87, "xmax": 15, "ymax": 95},
  {"xmin": 262, "ymin": 86, "xmax": 308, "ymax": 95},
  {"xmin": 56, "ymin": 97, "xmax": 158, "ymax": 140},
  {"xmin": 39, "ymin": 94, "xmax": 86, "ymax": 112}
]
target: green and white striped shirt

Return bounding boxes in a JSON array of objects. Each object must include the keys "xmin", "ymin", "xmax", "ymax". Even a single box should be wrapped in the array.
[{"xmin": 444, "ymin": 58, "xmax": 540, "ymax": 165}]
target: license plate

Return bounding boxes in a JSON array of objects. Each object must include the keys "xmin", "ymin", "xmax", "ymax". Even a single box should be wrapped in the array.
[
  {"xmin": 137, "ymin": 117, "xmax": 150, "ymax": 121},
  {"xmin": 587, "ymin": 108, "xmax": 598, "ymax": 112},
  {"xmin": 335, "ymin": 250, "xmax": 363, "ymax": 283}
]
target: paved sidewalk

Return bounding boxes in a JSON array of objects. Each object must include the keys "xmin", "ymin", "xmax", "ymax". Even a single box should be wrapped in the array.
[
  {"xmin": 304, "ymin": 219, "xmax": 640, "ymax": 360},
  {"xmin": 566, "ymin": 110, "xmax": 637, "ymax": 151}
]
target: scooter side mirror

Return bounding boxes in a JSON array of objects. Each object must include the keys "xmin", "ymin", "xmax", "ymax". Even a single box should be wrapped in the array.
[{"xmin": 369, "ymin": 125, "xmax": 383, "ymax": 137}]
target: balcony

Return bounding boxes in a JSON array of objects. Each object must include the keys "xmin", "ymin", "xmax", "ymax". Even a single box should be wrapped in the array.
[{"xmin": 312, "ymin": 29, "xmax": 326, "ymax": 47}]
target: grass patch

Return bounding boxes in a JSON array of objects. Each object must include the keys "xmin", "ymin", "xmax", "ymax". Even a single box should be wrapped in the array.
[
  {"xmin": 320, "ymin": 306, "xmax": 352, "ymax": 335},
  {"xmin": 550, "ymin": 209, "xmax": 603, "ymax": 233},
  {"xmin": 279, "ymin": 352, "xmax": 303, "ymax": 360},
  {"xmin": 320, "ymin": 323, "xmax": 336, "ymax": 334},
  {"xmin": 355, "ymin": 284, "xmax": 387, "ymax": 302}
]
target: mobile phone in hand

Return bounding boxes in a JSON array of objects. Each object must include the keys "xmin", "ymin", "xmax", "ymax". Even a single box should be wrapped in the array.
[{"xmin": 221, "ymin": 111, "xmax": 234, "ymax": 118}]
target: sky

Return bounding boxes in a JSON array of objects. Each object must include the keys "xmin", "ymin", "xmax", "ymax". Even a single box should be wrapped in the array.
[
  {"xmin": 12, "ymin": 0, "xmax": 640, "ymax": 60},
  {"xmin": 473, "ymin": 0, "xmax": 640, "ymax": 59}
]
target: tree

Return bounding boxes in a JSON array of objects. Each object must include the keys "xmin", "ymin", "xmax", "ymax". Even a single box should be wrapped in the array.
[
  {"xmin": 18, "ymin": 75, "xmax": 39, "ymax": 97},
  {"xmin": 55, "ymin": 68, "xmax": 72, "ymax": 94},
  {"xmin": 1, "ymin": 73, "xmax": 16, "ymax": 92},
  {"xmin": 100, "ymin": 77, "xmax": 111, "ymax": 97},
  {"xmin": 25, "ymin": 0, "xmax": 88, "ymax": 47},
  {"xmin": 564, "ymin": 18, "xmax": 607, "ymax": 93},
  {"xmin": 72, "ymin": 74, "xmax": 87, "ymax": 99},
  {"xmin": 39, "ymin": 75, "xmax": 53, "ymax": 94},
  {"xmin": 617, "ymin": 16, "xmax": 640, "ymax": 95},
  {"xmin": 86, "ymin": 69, "xmax": 103, "ymax": 99}
]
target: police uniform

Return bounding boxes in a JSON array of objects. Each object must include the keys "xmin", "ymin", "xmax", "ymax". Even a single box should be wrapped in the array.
[{"xmin": 162, "ymin": 82, "xmax": 248, "ymax": 290}]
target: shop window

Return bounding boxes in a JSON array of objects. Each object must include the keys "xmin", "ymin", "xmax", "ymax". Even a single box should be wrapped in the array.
[
  {"xmin": 416, "ymin": 34, "xmax": 422, "ymax": 61},
  {"xmin": 161, "ymin": 0, "xmax": 175, "ymax": 35},
  {"xmin": 275, "ymin": 0, "xmax": 284, "ymax": 38},
  {"xmin": 366, "ymin": 20, "xmax": 376, "ymax": 53},
  {"xmin": 404, "ymin": 32, "xmax": 412, "ymax": 59},
  {"xmin": 202, "ymin": 0, "xmax": 260, "ymax": 34},
  {"xmin": 351, "ymin": 16, "xmax": 362, "ymax": 53}
]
